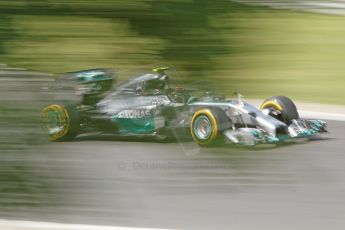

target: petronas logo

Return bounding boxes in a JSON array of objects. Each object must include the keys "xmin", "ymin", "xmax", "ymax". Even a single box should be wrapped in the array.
[{"xmin": 115, "ymin": 109, "xmax": 152, "ymax": 119}]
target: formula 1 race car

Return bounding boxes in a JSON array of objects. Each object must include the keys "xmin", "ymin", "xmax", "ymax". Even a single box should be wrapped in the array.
[{"xmin": 41, "ymin": 67, "xmax": 327, "ymax": 146}]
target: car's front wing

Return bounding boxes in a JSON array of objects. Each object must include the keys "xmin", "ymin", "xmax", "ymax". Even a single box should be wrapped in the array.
[{"xmin": 223, "ymin": 119, "xmax": 327, "ymax": 146}]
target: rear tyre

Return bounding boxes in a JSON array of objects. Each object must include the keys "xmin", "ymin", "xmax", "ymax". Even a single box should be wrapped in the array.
[
  {"xmin": 260, "ymin": 96, "xmax": 299, "ymax": 125},
  {"xmin": 41, "ymin": 103, "xmax": 80, "ymax": 141},
  {"xmin": 190, "ymin": 108, "xmax": 230, "ymax": 147}
]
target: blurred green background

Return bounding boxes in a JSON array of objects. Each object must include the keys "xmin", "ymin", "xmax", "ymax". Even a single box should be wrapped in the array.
[{"xmin": 1, "ymin": 0, "xmax": 345, "ymax": 104}]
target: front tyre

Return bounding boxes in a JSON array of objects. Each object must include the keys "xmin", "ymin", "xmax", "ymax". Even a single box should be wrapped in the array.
[
  {"xmin": 41, "ymin": 103, "xmax": 80, "ymax": 141},
  {"xmin": 191, "ymin": 108, "xmax": 229, "ymax": 146},
  {"xmin": 260, "ymin": 96, "xmax": 299, "ymax": 125}
]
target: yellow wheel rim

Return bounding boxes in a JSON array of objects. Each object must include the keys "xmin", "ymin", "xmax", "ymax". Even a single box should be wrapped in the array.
[
  {"xmin": 191, "ymin": 109, "xmax": 218, "ymax": 146},
  {"xmin": 260, "ymin": 100, "xmax": 283, "ymax": 111},
  {"xmin": 41, "ymin": 104, "xmax": 69, "ymax": 141}
]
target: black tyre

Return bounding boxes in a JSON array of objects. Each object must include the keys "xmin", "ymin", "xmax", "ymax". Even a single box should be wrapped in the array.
[
  {"xmin": 260, "ymin": 96, "xmax": 299, "ymax": 125},
  {"xmin": 190, "ymin": 107, "xmax": 231, "ymax": 146},
  {"xmin": 41, "ymin": 103, "xmax": 80, "ymax": 141}
]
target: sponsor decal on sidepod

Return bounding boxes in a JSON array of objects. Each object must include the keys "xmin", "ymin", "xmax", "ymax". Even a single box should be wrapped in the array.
[{"xmin": 115, "ymin": 109, "xmax": 152, "ymax": 119}]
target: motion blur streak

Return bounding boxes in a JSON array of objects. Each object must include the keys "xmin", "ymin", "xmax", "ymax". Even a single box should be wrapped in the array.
[
  {"xmin": 234, "ymin": 0, "xmax": 345, "ymax": 15},
  {"xmin": 1, "ymin": 1, "xmax": 345, "ymax": 102},
  {"xmin": 0, "ymin": 219, "xmax": 173, "ymax": 230},
  {"xmin": 1, "ymin": 1, "xmax": 345, "ymax": 230}
]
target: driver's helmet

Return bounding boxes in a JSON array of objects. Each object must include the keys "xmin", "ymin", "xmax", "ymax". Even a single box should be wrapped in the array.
[{"xmin": 139, "ymin": 67, "xmax": 170, "ymax": 94}]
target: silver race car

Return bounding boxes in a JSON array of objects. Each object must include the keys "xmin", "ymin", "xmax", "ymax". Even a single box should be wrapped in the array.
[{"xmin": 41, "ymin": 67, "xmax": 327, "ymax": 146}]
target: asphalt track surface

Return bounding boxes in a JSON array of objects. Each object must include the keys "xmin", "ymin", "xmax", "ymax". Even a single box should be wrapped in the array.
[{"xmin": 1, "ymin": 120, "xmax": 345, "ymax": 230}]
